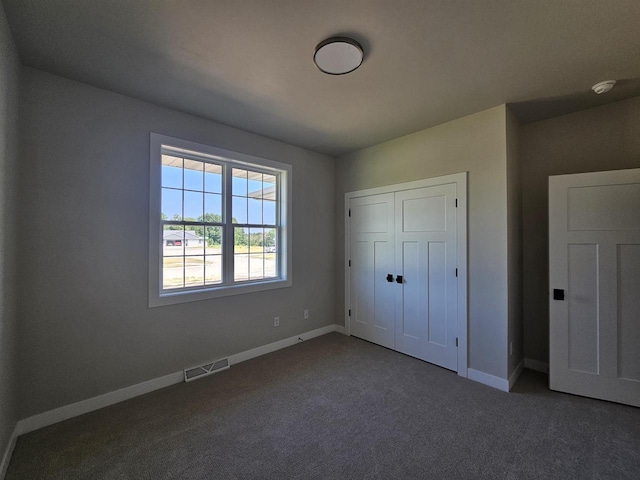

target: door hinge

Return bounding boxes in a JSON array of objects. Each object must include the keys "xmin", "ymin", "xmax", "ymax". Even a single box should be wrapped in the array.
[
  {"xmin": 349, "ymin": 260, "xmax": 351, "ymax": 267},
  {"xmin": 348, "ymin": 208, "xmax": 351, "ymax": 217},
  {"xmin": 348, "ymin": 309, "xmax": 351, "ymax": 317},
  {"xmin": 455, "ymin": 268, "xmax": 458, "ymax": 277},
  {"xmin": 456, "ymin": 337, "xmax": 458, "ymax": 347},
  {"xmin": 455, "ymin": 199, "xmax": 458, "ymax": 208}
]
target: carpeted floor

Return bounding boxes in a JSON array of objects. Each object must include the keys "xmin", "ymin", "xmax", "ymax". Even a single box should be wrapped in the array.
[{"xmin": 6, "ymin": 332, "xmax": 640, "ymax": 479}]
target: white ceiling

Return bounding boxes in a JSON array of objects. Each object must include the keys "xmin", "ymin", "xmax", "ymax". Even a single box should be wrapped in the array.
[{"xmin": 4, "ymin": 0, "xmax": 640, "ymax": 156}]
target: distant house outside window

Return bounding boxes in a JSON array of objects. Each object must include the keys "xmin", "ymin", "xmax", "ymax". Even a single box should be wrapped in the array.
[{"xmin": 149, "ymin": 134, "xmax": 292, "ymax": 307}]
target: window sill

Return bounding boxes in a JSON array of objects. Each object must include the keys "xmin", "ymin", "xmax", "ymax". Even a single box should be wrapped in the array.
[{"xmin": 149, "ymin": 277, "xmax": 292, "ymax": 307}]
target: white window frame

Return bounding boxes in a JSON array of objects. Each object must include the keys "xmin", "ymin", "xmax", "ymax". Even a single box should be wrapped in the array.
[{"xmin": 149, "ymin": 133, "xmax": 292, "ymax": 307}]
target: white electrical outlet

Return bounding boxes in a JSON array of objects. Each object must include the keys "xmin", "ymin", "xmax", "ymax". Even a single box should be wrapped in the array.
[
  {"xmin": 274, "ymin": 316, "xmax": 280, "ymax": 327},
  {"xmin": 303, "ymin": 309, "xmax": 309, "ymax": 319}
]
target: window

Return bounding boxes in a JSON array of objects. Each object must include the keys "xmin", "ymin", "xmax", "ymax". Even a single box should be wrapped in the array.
[{"xmin": 149, "ymin": 134, "xmax": 292, "ymax": 306}]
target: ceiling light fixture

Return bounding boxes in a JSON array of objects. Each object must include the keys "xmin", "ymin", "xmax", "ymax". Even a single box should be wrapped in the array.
[
  {"xmin": 592, "ymin": 80, "xmax": 616, "ymax": 94},
  {"xmin": 314, "ymin": 37, "xmax": 364, "ymax": 75}
]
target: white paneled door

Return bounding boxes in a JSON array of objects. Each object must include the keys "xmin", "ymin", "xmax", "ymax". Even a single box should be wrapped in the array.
[
  {"xmin": 347, "ymin": 175, "xmax": 465, "ymax": 373},
  {"xmin": 394, "ymin": 185, "xmax": 458, "ymax": 370},
  {"xmin": 349, "ymin": 193, "xmax": 396, "ymax": 349},
  {"xmin": 549, "ymin": 168, "xmax": 640, "ymax": 407}
]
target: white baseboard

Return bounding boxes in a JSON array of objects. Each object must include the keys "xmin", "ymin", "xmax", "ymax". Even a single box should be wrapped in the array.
[
  {"xmin": 508, "ymin": 360, "xmax": 524, "ymax": 391},
  {"xmin": 227, "ymin": 324, "xmax": 337, "ymax": 365},
  {"xmin": 0, "ymin": 426, "xmax": 18, "ymax": 480},
  {"xmin": 467, "ymin": 368, "xmax": 509, "ymax": 392},
  {"xmin": 15, "ymin": 370, "xmax": 184, "ymax": 436},
  {"xmin": 15, "ymin": 324, "xmax": 342, "ymax": 437},
  {"xmin": 334, "ymin": 324, "xmax": 346, "ymax": 335},
  {"xmin": 524, "ymin": 358, "xmax": 549, "ymax": 373}
]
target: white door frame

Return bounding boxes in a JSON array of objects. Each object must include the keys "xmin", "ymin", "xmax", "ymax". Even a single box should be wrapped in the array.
[{"xmin": 344, "ymin": 172, "xmax": 468, "ymax": 378}]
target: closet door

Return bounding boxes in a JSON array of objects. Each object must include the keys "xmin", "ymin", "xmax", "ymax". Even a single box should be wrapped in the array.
[
  {"xmin": 349, "ymin": 193, "xmax": 396, "ymax": 349},
  {"xmin": 394, "ymin": 184, "xmax": 458, "ymax": 371}
]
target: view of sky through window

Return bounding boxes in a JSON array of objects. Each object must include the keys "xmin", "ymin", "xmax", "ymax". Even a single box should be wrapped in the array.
[
  {"xmin": 160, "ymin": 154, "xmax": 278, "ymax": 290},
  {"xmin": 161, "ymin": 157, "xmax": 276, "ymax": 224}
]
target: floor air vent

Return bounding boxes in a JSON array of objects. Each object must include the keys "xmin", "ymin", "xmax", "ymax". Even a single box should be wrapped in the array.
[{"xmin": 184, "ymin": 358, "xmax": 230, "ymax": 382}]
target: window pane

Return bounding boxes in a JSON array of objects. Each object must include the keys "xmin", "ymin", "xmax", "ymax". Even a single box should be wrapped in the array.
[
  {"xmin": 250, "ymin": 254, "xmax": 264, "ymax": 280},
  {"xmin": 204, "ymin": 163, "xmax": 222, "ymax": 193},
  {"xmin": 263, "ymin": 200, "xmax": 276, "ymax": 225},
  {"xmin": 184, "ymin": 159, "xmax": 204, "ymax": 191},
  {"xmin": 205, "ymin": 193, "xmax": 222, "ymax": 220},
  {"xmin": 234, "ymin": 254, "xmax": 249, "ymax": 282},
  {"xmin": 232, "ymin": 168, "xmax": 247, "ymax": 196},
  {"xmin": 205, "ymin": 226, "xmax": 223, "ymax": 254},
  {"xmin": 184, "ymin": 256, "xmax": 204, "ymax": 287},
  {"xmin": 234, "ymin": 227, "xmax": 248, "ymax": 253},
  {"xmin": 185, "ymin": 226, "xmax": 204, "ymax": 256},
  {"xmin": 163, "ymin": 257, "xmax": 184, "ymax": 289},
  {"xmin": 247, "ymin": 171, "xmax": 262, "ymax": 198},
  {"xmin": 162, "ymin": 188, "xmax": 182, "ymax": 220},
  {"xmin": 163, "ymin": 226, "xmax": 184, "ymax": 256},
  {"xmin": 263, "ymin": 174, "xmax": 276, "ymax": 200},
  {"xmin": 248, "ymin": 198, "xmax": 262, "ymax": 224},
  {"xmin": 184, "ymin": 191, "xmax": 203, "ymax": 221},
  {"xmin": 264, "ymin": 251, "xmax": 277, "ymax": 278},
  {"xmin": 249, "ymin": 228, "xmax": 263, "ymax": 253},
  {"xmin": 264, "ymin": 228, "xmax": 277, "ymax": 277},
  {"xmin": 205, "ymin": 255, "xmax": 222, "ymax": 284},
  {"xmin": 264, "ymin": 228, "xmax": 277, "ymax": 252},
  {"xmin": 232, "ymin": 196, "xmax": 247, "ymax": 224},
  {"xmin": 161, "ymin": 155, "xmax": 182, "ymax": 189}
]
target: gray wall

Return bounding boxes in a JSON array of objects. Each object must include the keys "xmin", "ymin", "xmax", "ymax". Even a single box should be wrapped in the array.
[
  {"xmin": 521, "ymin": 96, "xmax": 640, "ymax": 364},
  {"xmin": 0, "ymin": 1, "xmax": 20, "ymax": 462},
  {"xmin": 506, "ymin": 108, "xmax": 523, "ymax": 377},
  {"xmin": 335, "ymin": 105, "xmax": 510, "ymax": 379},
  {"xmin": 17, "ymin": 68, "xmax": 336, "ymax": 419}
]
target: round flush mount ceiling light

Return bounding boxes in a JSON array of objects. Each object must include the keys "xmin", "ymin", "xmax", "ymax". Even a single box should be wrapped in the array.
[
  {"xmin": 592, "ymin": 80, "xmax": 616, "ymax": 94},
  {"xmin": 314, "ymin": 37, "xmax": 364, "ymax": 75}
]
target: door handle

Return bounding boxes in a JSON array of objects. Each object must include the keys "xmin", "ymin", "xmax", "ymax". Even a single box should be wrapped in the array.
[
  {"xmin": 386, "ymin": 274, "xmax": 394, "ymax": 283},
  {"xmin": 396, "ymin": 275, "xmax": 403, "ymax": 284}
]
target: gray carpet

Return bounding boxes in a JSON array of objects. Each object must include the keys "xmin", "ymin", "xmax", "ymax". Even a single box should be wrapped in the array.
[{"xmin": 6, "ymin": 332, "xmax": 640, "ymax": 479}]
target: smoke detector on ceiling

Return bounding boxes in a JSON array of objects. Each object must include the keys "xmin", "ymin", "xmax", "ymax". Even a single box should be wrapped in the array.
[{"xmin": 592, "ymin": 80, "xmax": 616, "ymax": 94}]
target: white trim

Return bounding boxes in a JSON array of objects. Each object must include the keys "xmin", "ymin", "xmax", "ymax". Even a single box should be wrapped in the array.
[
  {"xmin": 468, "ymin": 368, "xmax": 509, "ymax": 392},
  {"xmin": 344, "ymin": 172, "xmax": 468, "ymax": 378},
  {"xmin": 227, "ymin": 325, "xmax": 336, "ymax": 365},
  {"xmin": 15, "ymin": 325, "xmax": 340, "ymax": 436},
  {"xmin": 344, "ymin": 197, "xmax": 351, "ymax": 334},
  {"xmin": 524, "ymin": 358, "xmax": 549, "ymax": 373},
  {"xmin": 509, "ymin": 360, "xmax": 524, "ymax": 391},
  {"xmin": 455, "ymin": 173, "xmax": 469, "ymax": 378},
  {"xmin": 0, "ymin": 426, "xmax": 18, "ymax": 480},
  {"xmin": 345, "ymin": 174, "xmax": 466, "ymax": 199},
  {"xmin": 334, "ymin": 324, "xmax": 347, "ymax": 335},
  {"xmin": 16, "ymin": 371, "xmax": 184, "ymax": 436},
  {"xmin": 148, "ymin": 133, "xmax": 293, "ymax": 307}
]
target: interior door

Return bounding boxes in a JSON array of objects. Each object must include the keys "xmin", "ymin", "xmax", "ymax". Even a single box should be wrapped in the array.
[
  {"xmin": 349, "ymin": 193, "xmax": 395, "ymax": 349},
  {"xmin": 394, "ymin": 184, "xmax": 458, "ymax": 371},
  {"xmin": 549, "ymin": 168, "xmax": 640, "ymax": 407}
]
